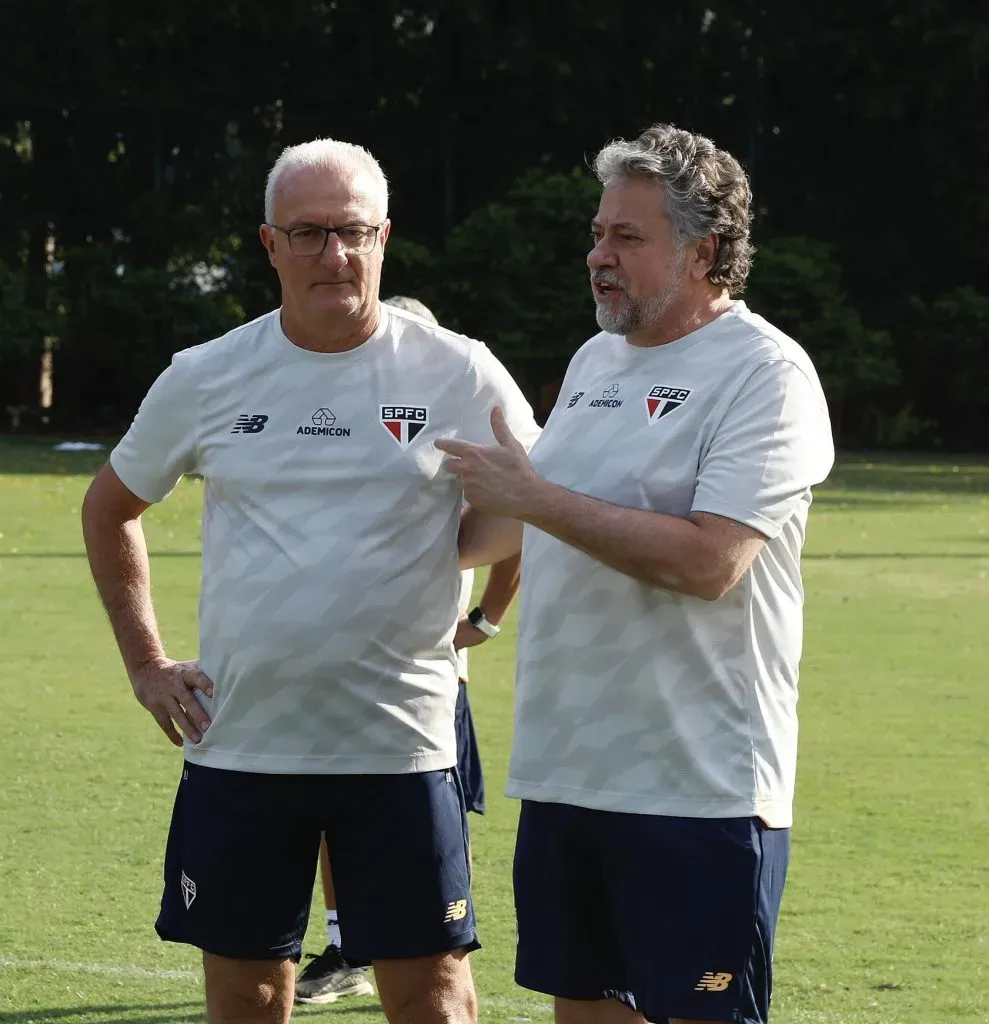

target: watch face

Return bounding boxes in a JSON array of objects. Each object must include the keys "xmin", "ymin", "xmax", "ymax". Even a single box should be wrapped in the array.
[{"xmin": 468, "ymin": 608, "xmax": 483, "ymax": 626}]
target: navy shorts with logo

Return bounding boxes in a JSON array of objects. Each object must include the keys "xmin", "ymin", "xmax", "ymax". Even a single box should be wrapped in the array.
[
  {"xmin": 455, "ymin": 683, "xmax": 485, "ymax": 815},
  {"xmin": 514, "ymin": 801, "xmax": 790, "ymax": 1024},
  {"xmin": 156, "ymin": 762, "xmax": 478, "ymax": 963}
]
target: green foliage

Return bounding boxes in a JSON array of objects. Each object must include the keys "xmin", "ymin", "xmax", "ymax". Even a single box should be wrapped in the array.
[
  {"xmin": 437, "ymin": 168, "xmax": 600, "ymax": 374},
  {"xmin": 53, "ymin": 242, "xmax": 244, "ymax": 428},
  {"xmin": 900, "ymin": 287, "xmax": 989, "ymax": 450},
  {"xmin": 745, "ymin": 237, "xmax": 917, "ymax": 446},
  {"xmin": 0, "ymin": 260, "xmax": 61, "ymax": 359},
  {"xmin": 747, "ymin": 237, "xmax": 897, "ymax": 399}
]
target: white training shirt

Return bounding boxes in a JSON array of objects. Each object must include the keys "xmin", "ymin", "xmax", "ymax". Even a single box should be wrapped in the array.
[
  {"xmin": 507, "ymin": 301, "xmax": 834, "ymax": 827},
  {"xmin": 111, "ymin": 304, "xmax": 539, "ymax": 774}
]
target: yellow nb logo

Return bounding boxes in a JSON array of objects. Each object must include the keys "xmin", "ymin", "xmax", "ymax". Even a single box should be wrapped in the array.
[
  {"xmin": 443, "ymin": 899, "xmax": 468, "ymax": 923},
  {"xmin": 694, "ymin": 972, "xmax": 733, "ymax": 992}
]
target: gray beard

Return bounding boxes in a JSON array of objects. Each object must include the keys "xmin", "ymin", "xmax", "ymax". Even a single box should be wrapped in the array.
[{"xmin": 594, "ymin": 276, "xmax": 683, "ymax": 336}]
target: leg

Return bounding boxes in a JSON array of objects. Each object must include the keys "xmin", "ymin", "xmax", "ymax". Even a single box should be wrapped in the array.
[
  {"xmin": 319, "ymin": 833, "xmax": 337, "ymax": 910},
  {"xmin": 322, "ymin": 770, "xmax": 478, "ymax": 1019},
  {"xmin": 374, "ymin": 948, "xmax": 477, "ymax": 1024},
  {"xmin": 154, "ymin": 763, "xmax": 321, "ymax": 1020},
  {"xmin": 204, "ymin": 953, "xmax": 294, "ymax": 1024},
  {"xmin": 597, "ymin": 814, "xmax": 790, "ymax": 1024},
  {"xmin": 513, "ymin": 802, "xmax": 631, "ymax": 1008}
]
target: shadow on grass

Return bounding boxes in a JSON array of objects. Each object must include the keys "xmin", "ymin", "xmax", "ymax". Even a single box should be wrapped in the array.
[
  {"xmin": 813, "ymin": 494, "xmax": 968, "ymax": 510},
  {"xmin": 824, "ymin": 458, "xmax": 989, "ymax": 495},
  {"xmin": 0, "ymin": 552, "xmax": 200, "ymax": 559},
  {"xmin": 0, "ymin": 1002, "xmax": 202, "ymax": 1023},
  {"xmin": 0, "ymin": 438, "xmax": 111, "ymax": 477},
  {"xmin": 295, "ymin": 1006, "xmax": 385, "ymax": 1017},
  {"xmin": 804, "ymin": 551, "xmax": 989, "ymax": 560},
  {"xmin": 0, "ymin": 999, "xmax": 383, "ymax": 1023}
]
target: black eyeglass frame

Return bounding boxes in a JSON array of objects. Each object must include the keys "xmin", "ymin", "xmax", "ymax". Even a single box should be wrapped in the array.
[{"xmin": 267, "ymin": 222, "xmax": 386, "ymax": 256}]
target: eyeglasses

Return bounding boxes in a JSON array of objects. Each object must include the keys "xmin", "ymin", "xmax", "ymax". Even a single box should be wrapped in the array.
[{"xmin": 268, "ymin": 222, "xmax": 384, "ymax": 257}]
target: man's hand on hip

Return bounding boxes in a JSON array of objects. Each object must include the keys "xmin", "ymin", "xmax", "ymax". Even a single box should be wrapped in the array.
[{"xmin": 130, "ymin": 659, "xmax": 213, "ymax": 747}]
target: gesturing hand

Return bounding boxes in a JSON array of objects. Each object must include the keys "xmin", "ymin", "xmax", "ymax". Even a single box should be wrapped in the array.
[
  {"xmin": 435, "ymin": 407, "xmax": 542, "ymax": 517},
  {"xmin": 130, "ymin": 658, "xmax": 214, "ymax": 746}
]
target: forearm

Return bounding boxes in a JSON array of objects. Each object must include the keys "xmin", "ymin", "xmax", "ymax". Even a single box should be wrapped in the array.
[
  {"xmin": 458, "ymin": 507, "xmax": 523, "ymax": 569},
  {"xmin": 475, "ymin": 553, "xmax": 521, "ymax": 625},
  {"xmin": 520, "ymin": 481, "xmax": 728, "ymax": 599},
  {"xmin": 82, "ymin": 511, "xmax": 167, "ymax": 676}
]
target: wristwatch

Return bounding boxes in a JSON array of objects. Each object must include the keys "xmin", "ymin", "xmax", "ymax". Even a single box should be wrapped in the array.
[{"xmin": 467, "ymin": 606, "xmax": 501, "ymax": 638}]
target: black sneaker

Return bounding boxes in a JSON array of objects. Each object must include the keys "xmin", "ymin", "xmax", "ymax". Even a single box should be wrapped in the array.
[{"xmin": 295, "ymin": 944, "xmax": 374, "ymax": 1004}]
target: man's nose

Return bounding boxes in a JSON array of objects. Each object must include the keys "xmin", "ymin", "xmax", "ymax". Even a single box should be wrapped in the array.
[
  {"xmin": 587, "ymin": 240, "xmax": 617, "ymax": 270},
  {"xmin": 319, "ymin": 234, "xmax": 349, "ymax": 268}
]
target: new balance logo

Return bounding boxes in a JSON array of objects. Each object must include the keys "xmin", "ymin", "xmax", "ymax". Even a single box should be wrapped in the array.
[
  {"xmin": 694, "ymin": 971, "xmax": 732, "ymax": 992},
  {"xmin": 231, "ymin": 414, "xmax": 268, "ymax": 434},
  {"xmin": 180, "ymin": 870, "xmax": 197, "ymax": 910},
  {"xmin": 443, "ymin": 899, "xmax": 468, "ymax": 923}
]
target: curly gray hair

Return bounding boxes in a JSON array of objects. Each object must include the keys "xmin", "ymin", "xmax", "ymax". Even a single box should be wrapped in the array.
[{"xmin": 592, "ymin": 124, "xmax": 754, "ymax": 293}]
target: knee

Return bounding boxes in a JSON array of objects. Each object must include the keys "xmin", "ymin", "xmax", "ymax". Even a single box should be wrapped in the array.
[
  {"xmin": 376, "ymin": 952, "xmax": 477, "ymax": 1024},
  {"xmin": 203, "ymin": 955, "xmax": 294, "ymax": 1024},
  {"xmin": 388, "ymin": 986, "xmax": 477, "ymax": 1024}
]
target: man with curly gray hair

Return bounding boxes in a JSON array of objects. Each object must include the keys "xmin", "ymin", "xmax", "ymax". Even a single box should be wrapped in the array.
[{"xmin": 437, "ymin": 123, "xmax": 835, "ymax": 1024}]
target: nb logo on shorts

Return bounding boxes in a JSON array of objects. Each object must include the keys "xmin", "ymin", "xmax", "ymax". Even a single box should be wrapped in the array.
[
  {"xmin": 694, "ymin": 971, "xmax": 733, "ymax": 992},
  {"xmin": 443, "ymin": 899, "xmax": 468, "ymax": 923}
]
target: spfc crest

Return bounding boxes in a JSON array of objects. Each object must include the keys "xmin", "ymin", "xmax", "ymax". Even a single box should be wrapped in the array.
[
  {"xmin": 380, "ymin": 404, "xmax": 429, "ymax": 449},
  {"xmin": 645, "ymin": 386, "xmax": 692, "ymax": 424}
]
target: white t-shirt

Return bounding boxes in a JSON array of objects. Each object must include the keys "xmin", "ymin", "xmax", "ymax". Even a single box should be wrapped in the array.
[
  {"xmin": 506, "ymin": 301, "xmax": 834, "ymax": 827},
  {"xmin": 111, "ymin": 305, "xmax": 539, "ymax": 774}
]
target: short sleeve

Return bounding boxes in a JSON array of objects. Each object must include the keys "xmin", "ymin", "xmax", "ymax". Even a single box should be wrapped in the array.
[
  {"xmin": 460, "ymin": 342, "xmax": 542, "ymax": 452},
  {"xmin": 691, "ymin": 360, "xmax": 835, "ymax": 538},
  {"xmin": 109, "ymin": 353, "xmax": 200, "ymax": 503}
]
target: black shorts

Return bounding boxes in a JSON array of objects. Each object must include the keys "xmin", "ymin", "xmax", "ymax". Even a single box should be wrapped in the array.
[
  {"xmin": 513, "ymin": 800, "xmax": 790, "ymax": 1024},
  {"xmin": 455, "ymin": 683, "xmax": 485, "ymax": 815},
  {"xmin": 156, "ymin": 762, "xmax": 478, "ymax": 963}
]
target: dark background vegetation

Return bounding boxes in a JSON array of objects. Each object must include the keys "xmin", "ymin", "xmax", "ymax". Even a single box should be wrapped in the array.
[{"xmin": 1, "ymin": 1, "xmax": 986, "ymax": 447}]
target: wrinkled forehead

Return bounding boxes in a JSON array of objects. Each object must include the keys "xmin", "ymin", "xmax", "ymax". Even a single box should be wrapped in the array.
[
  {"xmin": 593, "ymin": 175, "xmax": 671, "ymax": 231},
  {"xmin": 272, "ymin": 164, "xmax": 386, "ymax": 227}
]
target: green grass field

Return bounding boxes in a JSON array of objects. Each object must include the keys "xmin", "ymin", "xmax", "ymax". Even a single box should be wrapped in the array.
[{"xmin": 1, "ymin": 439, "xmax": 987, "ymax": 1024}]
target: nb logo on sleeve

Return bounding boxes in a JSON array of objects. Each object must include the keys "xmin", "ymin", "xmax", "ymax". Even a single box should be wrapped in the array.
[
  {"xmin": 443, "ymin": 899, "xmax": 468, "ymax": 923},
  {"xmin": 231, "ymin": 414, "xmax": 269, "ymax": 434},
  {"xmin": 694, "ymin": 971, "xmax": 733, "ymax": 992}
]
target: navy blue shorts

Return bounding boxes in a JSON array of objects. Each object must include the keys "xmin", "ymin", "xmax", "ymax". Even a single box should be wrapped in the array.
[
  {"xmin": 514, "ymin": 801, "xmax": 790, "ymax": 1024},
  {"xmin": 455, "ymin": 683, "xmax": 485, "ymax": 815},
  {"xmin": 156, "ymin": 762, "xmax": 478, "ymax": 963}
]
